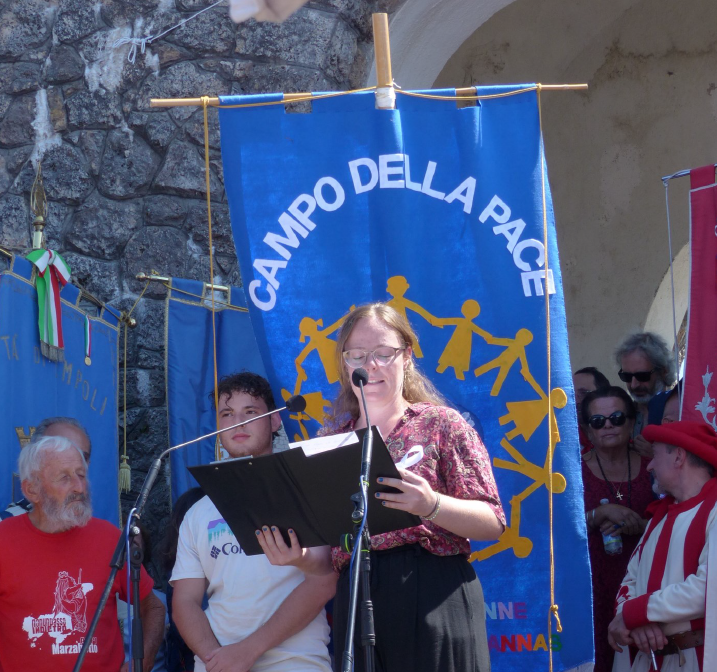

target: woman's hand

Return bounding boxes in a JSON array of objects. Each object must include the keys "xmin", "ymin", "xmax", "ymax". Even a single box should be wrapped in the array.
[
  {"xmin": 594, "ymin": 503, "xmax": 644, "ymax": 536},
  {"xmin": 256, "ymin": 526, "xmax": 306, "ymax": 568},
  {"xmin": 374, "ymin": 467, "xmax": 437, "ymax": 518},
  {"xmin": 255, "ymin": 526, "xmax": 333, "ymax": 576}
]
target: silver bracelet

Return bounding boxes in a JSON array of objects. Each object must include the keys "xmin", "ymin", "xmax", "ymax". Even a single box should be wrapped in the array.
[{"xmin": 421, "ymin": 492, "xmax": 441, "ymax": 521}]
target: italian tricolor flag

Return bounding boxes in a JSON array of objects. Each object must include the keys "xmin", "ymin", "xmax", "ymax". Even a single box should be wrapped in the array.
[{"xmin": 26, "ymin": 249, "xmax": 71, "ymax": 362}]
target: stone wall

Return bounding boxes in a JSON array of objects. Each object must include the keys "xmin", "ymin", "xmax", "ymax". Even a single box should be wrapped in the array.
[{"xmin": 0, "ymin": 0, "xmax": 400, "ymax": 581}]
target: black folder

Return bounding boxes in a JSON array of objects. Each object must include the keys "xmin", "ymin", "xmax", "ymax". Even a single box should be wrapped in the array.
[{"xmin": 188, "ymin": 426, "xmax": 421, "ymax": 555}]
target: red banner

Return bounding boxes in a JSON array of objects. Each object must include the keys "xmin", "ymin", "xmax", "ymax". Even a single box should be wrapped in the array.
[{"xmin": 682, "ymin": 167, "xmax": 717, "ymax": 428}]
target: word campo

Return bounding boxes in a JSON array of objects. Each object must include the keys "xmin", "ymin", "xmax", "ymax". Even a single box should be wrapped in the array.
[{"xmin": 248, "ymin": 153, "xmax": 555, "ymax": 311}]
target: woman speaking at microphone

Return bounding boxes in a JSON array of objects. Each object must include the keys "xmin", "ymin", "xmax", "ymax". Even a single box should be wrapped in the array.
[{"xmin": 257, "ymin": 303, "xmax": 505, "ymax": 672}]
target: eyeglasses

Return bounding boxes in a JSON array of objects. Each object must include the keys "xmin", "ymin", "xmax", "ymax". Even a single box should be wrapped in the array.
[
  {"xmin": 342, "ymin": 346, "xmax": 406, "ymax": 369},
  {"xmin": 618, "ymin": 368, "xmax": 656, "ymax": 383},
  {"xmin": 587, "ymin": 411, "xmax": 628, "ymax": 430}
]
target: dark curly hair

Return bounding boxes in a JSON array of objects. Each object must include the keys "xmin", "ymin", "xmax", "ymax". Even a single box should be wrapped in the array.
[{"xmin": 210, "ymin": 371, "xmax": 276, "ymax": 412}]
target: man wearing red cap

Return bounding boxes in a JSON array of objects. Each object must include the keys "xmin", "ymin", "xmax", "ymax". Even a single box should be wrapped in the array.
[{"xmin": 608, "ymin": 421, "xmax": 717, "ymax": 672}]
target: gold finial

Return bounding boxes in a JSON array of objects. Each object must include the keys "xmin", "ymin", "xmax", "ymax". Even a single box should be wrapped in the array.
[{"xmin": 30, "ymin": 162, "xmax": 48, "ymax": 249}]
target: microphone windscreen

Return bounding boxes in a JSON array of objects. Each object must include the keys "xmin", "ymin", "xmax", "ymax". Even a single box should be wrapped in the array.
[
  {"xmin": 352, "ymin": 368, "xmax": 369, "ymax": 387},
  {"xmin": 286, "ymin": 394, "xmax": 307, "ymax": 413}
]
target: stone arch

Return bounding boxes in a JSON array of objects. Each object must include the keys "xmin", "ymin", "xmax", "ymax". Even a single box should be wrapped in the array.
[{"xmin": 644, "ymin": 242, "xmax": 689, "ymax": 350}]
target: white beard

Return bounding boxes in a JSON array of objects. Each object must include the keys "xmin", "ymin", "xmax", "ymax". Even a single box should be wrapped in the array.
[{"xmin": 41, "ymin": 488, "xmax": 93, "ymax": 532}]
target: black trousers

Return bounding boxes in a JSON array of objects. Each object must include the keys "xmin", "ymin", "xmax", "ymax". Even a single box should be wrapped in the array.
[{"xmin": 332, "ymin": 544, "xmax": 490, "ymax": 672}]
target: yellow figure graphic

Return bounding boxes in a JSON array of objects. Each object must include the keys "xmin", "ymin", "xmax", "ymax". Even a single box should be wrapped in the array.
[
  {"xmin": 473, "ymin": 328, "xmax": 539, "ymax": 397},
  {"xmin": 499, "ymin": 388, "xmax": 568, "ymax": 444},
  {"xmin": 285, "ymin": 282, "xmax": 572, "ymax": 564},
  {"xmin": 471, "ymin": 495, "xmax": 534, "ymax": 562},
  {"xmin": 474, "ymin": 430, "xmax": 567, "ymax": 562},
  {"xmin": 385, "ymin": 276, "xmax": 442, "ymax": 358},
  {"xmin": 435, "ymin": 299, "xmax": 493, "ymax": 380},
  {"xmin": 492, "ymin": 437, "xmax": 567, "ymax": 496},
  {"xmin": 294, "ymin": 315, "xmax": 345, "ymax": 389}
]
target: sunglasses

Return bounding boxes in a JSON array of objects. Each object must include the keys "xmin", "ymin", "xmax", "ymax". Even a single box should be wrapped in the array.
[
  {"xmin": 618, "ymin": 368, "xmax": 656, "ymax": 383},
  {"xmin": 588, "ymin": 411, "xmax": 628, "ymax": 430}
]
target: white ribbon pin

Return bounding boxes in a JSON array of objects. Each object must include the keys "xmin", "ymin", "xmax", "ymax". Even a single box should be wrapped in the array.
[{"xmin": 397, "ymin": 445, "xmax": 424, "ymax": 469}]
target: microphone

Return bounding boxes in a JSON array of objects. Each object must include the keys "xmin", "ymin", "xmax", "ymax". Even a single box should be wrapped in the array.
[
  {"xmin": 286, "ymin": 394, "xmax": 307, "ymax": 413},
  {"xmin": 350, "ymin": 368, "xmax": 372, "ymax": 523},
  {"xmin": 351, "ymin": 368, "xmax": 369, "ymax": 388}
]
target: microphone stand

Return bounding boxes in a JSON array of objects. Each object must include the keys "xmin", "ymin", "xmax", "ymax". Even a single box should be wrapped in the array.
[
  {"xmin": 340, "ymin": 372, "xmax": 376, "ymax": 672},
  {"xmin": 72, "ymin": 398, "xmax": 305, "ymax": 672}
]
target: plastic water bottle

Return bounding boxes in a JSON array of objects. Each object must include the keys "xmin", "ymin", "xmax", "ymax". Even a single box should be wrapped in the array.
[{"xmin": 600, "ymin": 498, "xmax": 623, "ymax": 555}]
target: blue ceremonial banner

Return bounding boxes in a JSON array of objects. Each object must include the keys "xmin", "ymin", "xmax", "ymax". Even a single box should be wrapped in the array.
[
  {"xmin": 165, "ymin": 278, "xmax": 269, "ymax": 503},
  {"xmin": 218, "ymin": 85, "xmax": 593, "ymax": 670},
  {"xmin": 0, "ymin": 255, "xmax": 120, "ymax": 524}
]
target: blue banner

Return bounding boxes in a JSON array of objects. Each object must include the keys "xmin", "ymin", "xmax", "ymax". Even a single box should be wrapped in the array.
[
  {"xmin": 218, "ymin": 86, "xmax": 593, "ymax": 670},
  {"xmin": 0, "ymin": 255, "xmax": 120, "ymax": 524},
  {"xmin": 165, "ymin": 278, "xmax": 269, "ymax": 503}
]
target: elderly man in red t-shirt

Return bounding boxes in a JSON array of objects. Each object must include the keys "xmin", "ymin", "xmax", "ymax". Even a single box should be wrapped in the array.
[{"xmin": 0, "ymin": 435, "xmax": 165, "ymax": 672}]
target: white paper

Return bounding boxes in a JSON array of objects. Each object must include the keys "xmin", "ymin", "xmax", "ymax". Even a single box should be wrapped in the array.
[{"xmin": 290, "ymin": 431, "xmax": 358, "ymax": 457}]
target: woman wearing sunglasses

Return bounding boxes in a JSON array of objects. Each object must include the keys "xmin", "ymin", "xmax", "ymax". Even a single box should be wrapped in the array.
[{"xmin": 580, "ymin": 386, "xmax": 654, "ymax": 672}]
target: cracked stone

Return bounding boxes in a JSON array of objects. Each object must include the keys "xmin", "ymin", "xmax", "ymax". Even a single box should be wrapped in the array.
[
  {"xmin": 0, "ymin": 0, "xmax": 55, "ymax": 59},
  {"xmin": 235, "ymin": 9, "xmax": 338, "ymax": 70},
  {"xmin": 145, "ymin": 113, "xmax": 178, "ymax": 151},
  {"xmin": 55, "ymin": 0, "xmax": 100, "ymax": 43},
  {"xmin": 120, "ymin": 368, "xmax": 166, "ymax": 408},
  {"xmin": 45, "ymin": 44, "xmax": 86, "ymax": 84},
  {"xmin": 235, "ymin": 62, "xmax": 333, "ymax": 94},
  {"xmin": 70, "ymin": 130, "xmax": 107, "ymax": 177},
  {"xmin": 0, "ymin": 194, "xmax": 30, "ymax": 249},
  {"xmin": 63, "ymin": 252, "xmax": 121, "ymax": 304},
  {"xmin": 98, "ymin": 129, "xmax": 160, "ymax": 199},
  {"xmin": 44, "ymin": 200, "xmax": 74, "ymax": 249},
  {"xmin": 133, "ymin": 297, "xmax": 166, "ymax": 351},
  {"xmin": 0, "ymin": 63, "xmax": 42, "ymax": 95},
  {"xmin": 144, "ymin": 195, "xmax": 188, "ymax": 227},
  {"xmin": 184, "ymin": 201, "xmax": 236, "ymax": 256},
  {"xmin": 0, "ymin": 94, "xmax": 36, "ymax": 148},
  {"xmin": 37, "ymin": 143, "xmax": 95, "ymax": 204},
  {"xmin": 122, "ymin": 227, "xmax": 189, "ymax": 297},
  {"xmin": 183, "ymin": 109, "xmax": 221, "ymax": 150},
  {"xmin": 66, "ymin": 192, "xmax": 143, "ymax": 259},
  {"xmin": 154, "ymin": 140, "xmax": 222, "ymax": 199},
  {"xmin": 66, "ymin": 89, "xmax": 123, "ymax": 130},
  {"xmin": 166, "ymin": 8, "xmax": 235, "ymax": 55}
]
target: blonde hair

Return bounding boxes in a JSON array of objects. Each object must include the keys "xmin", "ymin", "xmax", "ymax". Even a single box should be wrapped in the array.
[{"xmin": 327, "ymin": 302, "xmax": 446, "ymax": 425}]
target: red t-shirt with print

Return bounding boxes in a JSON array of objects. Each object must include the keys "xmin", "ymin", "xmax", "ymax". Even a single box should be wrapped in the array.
[{"xmin": 0, "ymin": 514, "xmax": 153, "ymax": 672}]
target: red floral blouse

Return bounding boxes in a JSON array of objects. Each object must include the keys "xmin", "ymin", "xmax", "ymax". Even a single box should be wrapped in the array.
[{"xmin": 326, "ymin": 402, "xmax": 505, "ymax": 572}]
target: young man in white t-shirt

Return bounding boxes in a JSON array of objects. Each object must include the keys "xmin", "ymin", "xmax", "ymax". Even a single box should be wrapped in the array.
[{"xmin": 171, "ymin": 372, "xmax": 335, "ymax": 672}]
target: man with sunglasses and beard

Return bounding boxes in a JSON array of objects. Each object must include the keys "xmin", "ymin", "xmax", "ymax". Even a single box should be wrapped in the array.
[
  {"xmin": 615, "ymin": 332, "xmax": 677, "ymax": 457},
  {"xmin": 0, "ymin": 435, "xmax": 166, "ymax": 672},
  {"xmin": 581, "ymin": 387, "xmax": 655, "ymax": 672},
  {"xmin": 608, "ymin": 421, "xmax": 717, "ymax": 672}
]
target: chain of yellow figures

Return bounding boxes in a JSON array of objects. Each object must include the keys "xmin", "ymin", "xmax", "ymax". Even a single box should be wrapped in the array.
[{"xmin": 281, "ymin": 275, "xmax": 567, "ymax": 562}]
